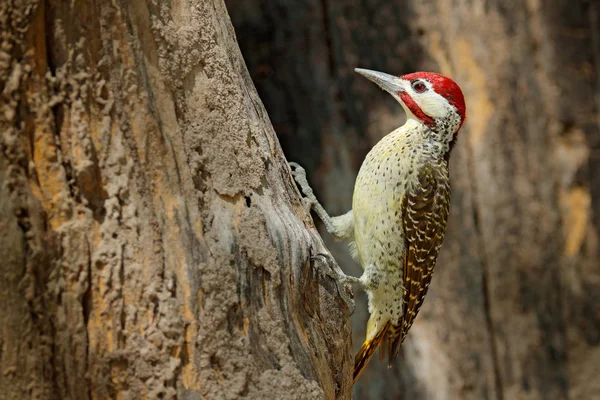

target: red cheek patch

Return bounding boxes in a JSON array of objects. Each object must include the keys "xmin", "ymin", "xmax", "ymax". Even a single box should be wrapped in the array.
[{"xmin": 398, "ymin": 91, "xmax": 435, "ymax": 128}]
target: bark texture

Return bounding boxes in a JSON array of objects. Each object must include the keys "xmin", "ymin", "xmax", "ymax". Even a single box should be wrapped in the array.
[
  {"xmin": 227, "ymin": 0, "xmax": 600, "ymax": 399},
  {"xmin": 0, "ymin": 1, "xmax": 353, "ymax": 399}
]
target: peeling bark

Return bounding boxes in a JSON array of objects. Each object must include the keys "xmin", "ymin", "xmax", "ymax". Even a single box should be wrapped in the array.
[
  {"xmin": 227, "ymin": 0, "xmax": 600, "ymax": 399},
  {"xmin": 0, "ymin": 1, "xmax": 352, "ymax": 399}
]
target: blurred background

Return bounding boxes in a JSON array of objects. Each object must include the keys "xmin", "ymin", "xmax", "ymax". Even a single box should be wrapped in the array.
[{"xmin": 224, "ymin": 0, "xmax": 600, "ymax": 399}]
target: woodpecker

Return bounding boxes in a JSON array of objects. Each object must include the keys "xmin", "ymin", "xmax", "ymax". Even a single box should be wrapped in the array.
[{"xmin": 290, "ymin": 68, "xmax": 466, "ymax": 383}]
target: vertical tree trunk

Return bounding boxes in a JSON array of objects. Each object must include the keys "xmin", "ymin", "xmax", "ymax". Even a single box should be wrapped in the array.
[
  {"xmin": 0, "ymin": 1, "xmax": 352, "ymax": 399},
  {"xmin": 227, "ymin": 0, "xmax": 600, "ymax": 399}
]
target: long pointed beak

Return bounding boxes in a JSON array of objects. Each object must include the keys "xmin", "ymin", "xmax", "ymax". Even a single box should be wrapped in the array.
[{"xmin": 355, "ymin": 68, "xmax": 403, "ymax": 94}]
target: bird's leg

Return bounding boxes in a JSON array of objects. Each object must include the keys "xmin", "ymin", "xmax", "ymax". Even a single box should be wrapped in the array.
[
  {"xmin": 357, "ymin": 264, "xmax": 382, "ymax": 291},
  {"xmin": 289, "ymin": 162, "xmax": 341, "ymax": 238},
  {"xmin": 291, "ymin": 162, "xmax": 361, "ymax": 310}
]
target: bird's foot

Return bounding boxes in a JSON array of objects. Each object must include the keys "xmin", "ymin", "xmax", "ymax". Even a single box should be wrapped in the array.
[
  {"xmin": 311, "ymin": 252, "xmax": 356, "ymax": 313},
  {"xmin": 289, "ymin": 162, "xmax": 318, "ymax": 214},
  {"xmin": 289, "ymin": 162, "xmax": 340, "ymax": 237}
]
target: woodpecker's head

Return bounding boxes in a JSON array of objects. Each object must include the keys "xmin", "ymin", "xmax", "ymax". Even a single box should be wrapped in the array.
[{"xmin": 355, "ymin": 68, "xmax": 466, "ymax": 137}]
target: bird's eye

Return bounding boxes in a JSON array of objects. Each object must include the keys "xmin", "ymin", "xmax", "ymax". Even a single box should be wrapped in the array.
[{"xmin": 412, "ymin": 81, "xmax": 427, "ymax": 93}]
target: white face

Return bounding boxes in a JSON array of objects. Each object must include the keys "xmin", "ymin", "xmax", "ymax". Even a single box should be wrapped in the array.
[{"xmin": 389, "ymin": 78, "xmax": 453, "ymax": 121}]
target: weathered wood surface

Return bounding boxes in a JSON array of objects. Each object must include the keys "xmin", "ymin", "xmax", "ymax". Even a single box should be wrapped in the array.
[
  {"xmin": 227, "ymin": 0, "xmax": 600, "ymax": 398},
  {"xmin": 0, "ymin": 1, "xmax": 352, "ymax": 399}
]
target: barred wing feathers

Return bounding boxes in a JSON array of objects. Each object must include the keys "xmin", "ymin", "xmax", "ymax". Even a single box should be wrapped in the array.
[{"xmin": 389, "ymin": 163, "xmax": 450, "ymax": 360}]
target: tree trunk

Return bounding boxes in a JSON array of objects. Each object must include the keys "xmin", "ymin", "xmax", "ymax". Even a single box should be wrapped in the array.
[
  {"xmin": 0, "ymin": 1, "xmax": 352, "ymax": 399},
  {"xmin": 226, "ymin": 0, "xmax": 600, "ymax": 399}
]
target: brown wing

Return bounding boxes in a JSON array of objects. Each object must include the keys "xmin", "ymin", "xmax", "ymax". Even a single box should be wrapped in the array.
[{"xmin": 390, "ymin": 164, "xmax": 450, "ymax": 359}]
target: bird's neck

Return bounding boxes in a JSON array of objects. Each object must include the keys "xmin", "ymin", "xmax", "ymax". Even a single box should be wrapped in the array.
[{"xmin": 394, "ymin": 119, "xmax": 454, "ymax": 160}]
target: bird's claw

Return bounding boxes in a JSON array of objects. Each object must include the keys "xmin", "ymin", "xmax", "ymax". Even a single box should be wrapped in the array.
[
  {"xmin": 310, "ymin": 253, "xmax": 338, "ymax": 280},
  {"xmin": 311, "ymin": 252, "xmax": 355, "ymax": 314},
  {"xmin": 289, "ymin": 162, "xmax": 305, "ymax": 177},
  {"xmin": 289, "ymin": 162, "xmax": 306, "ymax": 187},
  {"xmin": 289, "ymin": 162, "xmax": 317, "ymax": 211},
  {"xmin": 336, "ymin": 281, "xmax": 356, "ymax": 314}
]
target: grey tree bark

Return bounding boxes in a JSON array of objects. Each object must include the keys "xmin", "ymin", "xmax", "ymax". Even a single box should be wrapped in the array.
[
  {"xmin": 226, "ymin": 0, "xmax": 600, "ymax": 399},
  {"xmin": 0, "ymin": 1, "xmax": 352, "ymax": 399}
]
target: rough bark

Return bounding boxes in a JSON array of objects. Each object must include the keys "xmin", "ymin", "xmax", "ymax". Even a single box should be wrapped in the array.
[
  {"xmin": 227, "ymin": 0, "xmax": 600, "ymax": 399},
  {"xmin": 0, "ymin": 1, "xmax": 353, "ymax": 399}
]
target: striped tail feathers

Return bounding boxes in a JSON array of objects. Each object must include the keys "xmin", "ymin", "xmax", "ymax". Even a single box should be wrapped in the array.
[
  {"xmin": 353, "ymin": 320, "xmax": 391, "ymax": 383},
  {"xmin": 387, "ymin": 324, "xmax": 404, "ymax": 367}
]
